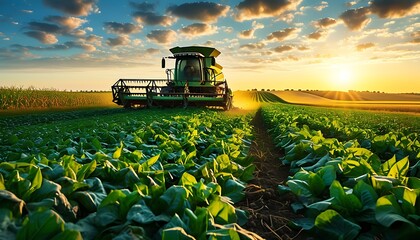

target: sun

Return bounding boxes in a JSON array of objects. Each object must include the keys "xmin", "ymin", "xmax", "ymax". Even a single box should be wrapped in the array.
[
  {"xmin": 331, "ymin": 65, "xmax": 353, "ymax": 90},
  {"xmin": 338, "ymin": 68, "xmax": 351, "ymax": 85}
]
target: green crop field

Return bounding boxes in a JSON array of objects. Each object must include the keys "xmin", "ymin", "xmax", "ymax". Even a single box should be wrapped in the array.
[
  {"xmin": 0, "ymin": 87, "xmax": 113, "ymax": 111},
  {"xmin": 262, "ymin": 104, "xmax": 420, "ymax": 239},
  {"xmin": 0, "ymin": 90, "xmax": 419, "ymax": 239}
]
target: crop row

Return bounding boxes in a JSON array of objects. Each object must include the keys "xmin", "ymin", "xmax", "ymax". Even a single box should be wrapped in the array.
[
  {"xmin": 0, "ymin": 86, "xmax": 112, "ymax": 110},
  {"xmin": 0, "ymin": 110, "xmax": 258, "ymax": 239},
  {"xmin": 245, "ymin": 91, "xmax": 285, "ymax": 103},
  {"xmin": 261, "ymin": 104, "xmax": 420, "ymax": 239}
]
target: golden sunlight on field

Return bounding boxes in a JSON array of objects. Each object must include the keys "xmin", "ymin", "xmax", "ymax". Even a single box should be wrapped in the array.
[
  {"xmin": 272, "ymin": 91, "xmax": 420, "ymax": 113},
  {"xmin": 232, "ymin": 90, "xmax": 420, "ymax": 113},
  {"xmin": 233, "ymin": 91, "xmax": 262, "ymax": 110}
]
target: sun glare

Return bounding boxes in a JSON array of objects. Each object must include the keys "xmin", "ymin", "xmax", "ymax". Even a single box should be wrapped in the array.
[
  {"xmin": 331, "ymin": 65, "xmax": 353, "ymax": 90},
  {"xmin": 338, "ymin": 68, "xmax": 351, "ymax": 85}
]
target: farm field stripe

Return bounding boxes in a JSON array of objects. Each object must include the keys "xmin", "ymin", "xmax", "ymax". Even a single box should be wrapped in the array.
[{"xmin": 261, "ymin": 103, "xmax": 420, "ymax": 239}]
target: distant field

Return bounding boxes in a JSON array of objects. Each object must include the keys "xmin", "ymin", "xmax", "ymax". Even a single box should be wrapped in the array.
[
  {"xmin": 0, "ymin": 86, "xmax": 114, "ymax": 112},
  {"xmin": 234, "ymin": 90, "xmax": 420, "ymax": 113},
  {"xmin": 304, "ymin": 90, "xmax": 420, "ymax": 101}
]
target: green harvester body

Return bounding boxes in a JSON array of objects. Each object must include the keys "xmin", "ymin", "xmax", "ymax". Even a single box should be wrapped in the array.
[{"xmin": 112, "ymin": 46, "xmax": 233, "ymax": 110}]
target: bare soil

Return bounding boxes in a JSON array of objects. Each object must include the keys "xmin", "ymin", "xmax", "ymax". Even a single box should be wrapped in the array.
[{"xmin": 236, "ymin": 109, "xmax": 308, "ymax": 240}]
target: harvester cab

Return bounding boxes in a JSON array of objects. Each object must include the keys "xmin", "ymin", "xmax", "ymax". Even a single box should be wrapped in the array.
[{"xmin": 112, "ymin": 46, "xmax": 233, "ymax": 110}]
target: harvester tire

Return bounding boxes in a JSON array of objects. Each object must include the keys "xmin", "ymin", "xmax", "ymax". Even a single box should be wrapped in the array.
[
  {"xmin": 123, "ymin": 100, "xmax": 132, "ymax": 109},
  {"xmin": 224, "ymin": 96, "xmax": 232, "ymax": 111}
]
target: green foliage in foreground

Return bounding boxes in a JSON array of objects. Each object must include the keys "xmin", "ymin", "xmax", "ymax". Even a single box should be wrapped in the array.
[
  {"xmin": 264, "ymin": 104, "xmax": 420, "ymax": 239},
  {"xmin": 0, "ymin": 109, "xmax": 257, "ymax": 239}
]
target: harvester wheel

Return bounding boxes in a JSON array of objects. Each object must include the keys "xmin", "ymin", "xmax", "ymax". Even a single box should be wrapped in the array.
[
  {"xmin": 147, "ymin": 96, "xmax": 153, "ymax": 108},
  {"xmin": 123, "ymin": 100, "xmax": 132, "ymax": 109},
  {"xmin": 224, "ymin": 96, "xmax": 232, "ymax": 111}
]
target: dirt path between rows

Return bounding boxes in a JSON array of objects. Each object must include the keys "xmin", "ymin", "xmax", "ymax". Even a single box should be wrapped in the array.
[{"xmin": 237, "ymin": 109, "xmax": 306, "ymax": 240}]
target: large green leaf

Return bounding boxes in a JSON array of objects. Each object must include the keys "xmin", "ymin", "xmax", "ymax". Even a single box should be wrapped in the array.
[
  {"xmin": 16, "ymin": 210, "xmax": 65, "ymax": 240},
  {"xmin": 308, "ymin": 172, "xmax": 325, "ymax": 196},
  {"xmin": 71, "ymin": 177, "xmax": 106, "ymax": 212},
  {"xmin": 208, "ymin": 196, "xmax": 237, "ymax": 225},
  {"xmin": 287, "ymin": 179, "xmax": 312, "ymax": 199},
  {"xmin": 157, "ymin": 186, "xmax": 188, "ymax": 215},
  {"xmin": 127, "ymin": 203, "xmax": 170, "ymax": 224},
  {"xmin": 353, "ymin": 180, "xmax": 378, "ymax": 210},
  {"xmin": 221, "ymin": 179, "xmax": 245, "ymax": 203},
  {"xmin": 381, "ymin": 155, "xmax": 396, "ymax": 175},
  {"xmin": 387, "ymin": 156, "xmax": 409, "ymax": 180},
  {"xmin": 376, "ymin": 194, "xmax": 411, "ymax": 227},
  {"xmin": 112, "ymin": 142, "xmax": 123, "ymax": 159},
  {"xmin": 186, "ymin": 207, "xmax": 209, "ymax": 239},
  {"xmin": 0, "ymin": 190, "xmax": 25, "ymax": 217},
  {"xmin": 50, "ymin": 230, "xmax": 82, "ymax": 240},
  {"xmin": 315, "ymin": 209, "xmax": 361, "ymax": 240},
  {"xmin": 22, "ymin": 166, "xmax": 42, "ymax": 201},
  {"xmin": 162, "ymin": 227, "xmax": 195, "ymax": 240},
  {"xmin": 390, "ymin": 186, "xmax": 417, "ymax": 216},
  {"xmin": 371, "ymin": 175, "xmax": 394, "ymax": 195},
  {"xmin": 140, "ymin": 154, "xmax": 160, "ymax": 171},
  {"xmin": 316, "ymin": 165, "xmax": 336, "ymax": 186},
  {"xmin": 76, "ymin": 160, "xmax": 96, "ymax": 182},
  {"xmin": 375, "ymin": 194, "xmax": 420, "ymax": 239},
  {"xmin": 329, "ymin": 180, "xmax": 362, "ymax": 215}
]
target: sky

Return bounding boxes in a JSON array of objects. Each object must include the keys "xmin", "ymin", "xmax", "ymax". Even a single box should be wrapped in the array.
[{"xmin": 0, "ymin": 0, "xmax": 419, "ymax": 92}]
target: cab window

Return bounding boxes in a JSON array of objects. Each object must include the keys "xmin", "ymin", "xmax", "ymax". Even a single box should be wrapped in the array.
[{"xmin": 177, "ymin": 58, "xmax": 201, "ymax": 81}]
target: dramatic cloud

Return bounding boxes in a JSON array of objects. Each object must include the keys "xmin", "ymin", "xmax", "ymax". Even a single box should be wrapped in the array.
[
  {"xmin": 167, "ymin": 2, "xmax": 229, "ymax": 23},
  {"xmin": 267, "ymin": 28, "xmax": 298, "ymax": 41},
  {"xmin": 411, "ymin": 31, "xmax": 420, "ymax": 43},
  {"xmin": 180, "ymin": 23, "xmax": 218, "ymax": 38},
  {"xmin": 339, "ymin": 7, "xmax": 371, "ymax": 31},
  {"xmin": 238, "ymin": 29, "xmax": 255, "ymax": 39},
  {"xmin": 273, "ymin": 45, "xmax": 293, "ymax": 53},
  {"xmin": 297, "ymin": 45, "xmax": 310, "ymax": 51},
  {"xmin": 412, "ymin": 31, "xmax": 420, "ymax": 38},
  {"xmin": 64, "ymin": 41, "xmax": 96, "ymax": 52},
  {"xmin": 146, "ymin": 29, "xmax": 176, "ymax": 45},
  {"xmin": 24, "ymin": 31, "xmax": 58, "ymax": 44},
  {"xmin": 235, "ymin": 0, "xmax": 303, "ymax": 21},
  {"xmin": 313, "ymin": 17, "xmax": 337, "ymax": 28},
  {"xmin": 129, "ymin": 2, "xmax": 154, "ymax": 12},
  {"xmin": 369, "ymin": 0, "xmax": 420, "ymax": 18},
  {"xmin": 83, "ymin": 34, "xmax": 102, "ymax": 46},
  {"xmin": 307, "ymin": 30, "xmax": 327, "ymax": 40},
  {"xmin": 131, "ymin": 2, "xmax": 175, "ymax": 26},
  {"xmin": 43, "ymin": 0, "xmax": 98, "ymax": 16},
  {"xmin": 27, "ymin": 21, "xmax": 61, "ymax": 33},
  {"xmin": 103, "ymin": 22, "xmax": 142, "ymax": 35},
  {"xmin": 45, "ymin": 16, "xmax": 86, "ymax": 30},
  {"xmin": 314, "ymin": 1, "xmax": 328, "ymax": 11},
  {"xmin": 106, "ymin": 35, "xmax": 130, "ymax": 47},
  {"xmin": 356, "ymin": 42, "xmax": 375, "ymax": 51},
  {"xmin": 12, "ymin": 41, "xmax": 96, "ymax": 52},
  {"xmin": 240, "ymin": 42, "xmax": 266, "ymax": 50},
  {"xmin": 145, "ymin": 48, "xmax": 160, "ymax": 54},
  {"xmin": 238, "ymin": 21, "xmax": 264, "ymax": 39},
  {"xmin": 133, "ymin": 12, "xmax": 175, "ymax": 26},
  {"xmin": 346, "ymin": 1, "xmax": 357, "ymax": 7}
]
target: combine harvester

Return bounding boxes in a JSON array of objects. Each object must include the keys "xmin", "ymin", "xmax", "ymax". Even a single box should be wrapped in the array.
[{"xmin": 112, "ymin": 46, "xmax": 233, "ymax": 110}]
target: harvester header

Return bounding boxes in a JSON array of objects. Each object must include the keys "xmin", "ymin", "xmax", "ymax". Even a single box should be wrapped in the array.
[{"xmin": 111, "ymin": 46, "xmax": 232, "ymax": 110}]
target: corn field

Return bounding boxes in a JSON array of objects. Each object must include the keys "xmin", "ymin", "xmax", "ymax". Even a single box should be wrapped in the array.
[{"xmin": 0, "ymin": 86, "xmax": 113, "ymax": 110}]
